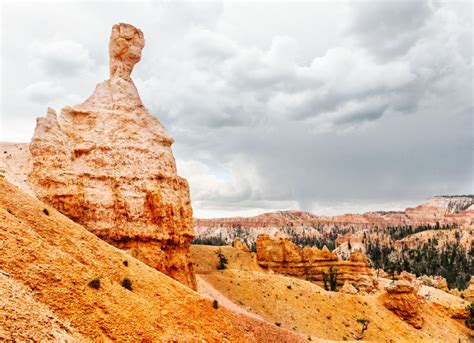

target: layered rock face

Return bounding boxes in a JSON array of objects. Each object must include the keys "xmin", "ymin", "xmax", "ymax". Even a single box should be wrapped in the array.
[
  {"xmin": 256, "ymin": 234, "xmax": 376, "ymax": 291},
  {"xmin": 27, "ymin": 23, "xmax": 196, "ymax": 289}
]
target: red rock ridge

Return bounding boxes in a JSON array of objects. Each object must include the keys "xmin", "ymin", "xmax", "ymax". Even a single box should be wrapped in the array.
[{"xmin": 195, "ymin": 197, "xmax": 474, "ymax": 231}]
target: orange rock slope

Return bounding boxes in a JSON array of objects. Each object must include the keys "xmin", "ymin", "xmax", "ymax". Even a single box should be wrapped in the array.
[
  {"xmin": 0, "ymin": 177, "xmax": 304, "ymax": 342},
  {"xmin": 2, "ymin": 23, "xmax": 196, "ymax": 289},
  {"xmin": 256, "ymin": 234, "xmax": 376, "ymax": 291}
]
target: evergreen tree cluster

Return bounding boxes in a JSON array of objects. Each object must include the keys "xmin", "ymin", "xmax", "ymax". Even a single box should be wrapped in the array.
[
  {"xmin": 365, "ymin": 231, "xmax": 473, "ymax": 290},
  {"xmin": 384, "ymin": 222, "xmax": 453, "ymax": 240}
]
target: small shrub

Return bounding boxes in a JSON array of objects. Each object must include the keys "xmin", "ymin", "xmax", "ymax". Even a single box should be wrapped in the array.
[
  {"xmin": 6, "ymin": 209, "xmax": 12, "ymax": 214},
  {"xmin": 88, "ymin": 278, "xmax": 101, "ymax": 289},
  {"xmin": 123, "ymin": 260, "xmax": 129, "ymax": 267},
  {"xmin": 215, "ymin": 249, "xmax": 228, "ymax": 270},
  {"xmin": 326, "ymin": 315, "xmax": 331, "ymax": 320},
  {"xmin": 212, "ymin": 300, "xmax": 218, "ymax": 309},
  {"xmin": 121, "ymin": 278, "xmax": 133, "ymax": 291},
  {"xmin": 287, "ymin": 285, "xmax": 292, "ymax": 290},
  {"xmin": 43, "ymin": 208, "xmax": 49, "ymax": 216},
  {"xmin": 275, "ymin": 322, "xmax": 281, "ymax": 327}
]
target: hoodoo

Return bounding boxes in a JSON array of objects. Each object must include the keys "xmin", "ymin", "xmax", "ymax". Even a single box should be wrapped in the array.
[
  {"xmin": 27, "ymin": 23, "xmax": 196, "ymax": 289},
  {"xmin": 256, "ymin": 234, "xmax": 376, "ymax": 291}
]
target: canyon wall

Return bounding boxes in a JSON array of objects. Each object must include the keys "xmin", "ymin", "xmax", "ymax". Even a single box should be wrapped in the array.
[
  {"xmin": 196, "ymin": 196, "xmax": 474, "ymax": 231},
  {"xmin": 194, "ymin": 198, "xmax": 474, "ymax": 249},
  {"xmin": 2, "ymin": 23, "xmax": 196, "ymax": 289},
  {"xmin": 255, "ymin": 234, "xmax": 376, "ymax": 291}
]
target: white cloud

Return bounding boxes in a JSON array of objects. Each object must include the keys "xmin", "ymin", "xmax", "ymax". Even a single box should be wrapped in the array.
[
  {"xmin": 29, "ymin": 39, "xmax": 94, "ymax": 76},
  {"xmin": 23, "ymin": 81, "xmax": 65, "ymax": 103},
  {"xmin": 177, "ymin": 157, "xmax": 262, "ymax": 203},
  {"xmin": 2, "ymin": 1, "xmax": 472, "ymax": 217}
]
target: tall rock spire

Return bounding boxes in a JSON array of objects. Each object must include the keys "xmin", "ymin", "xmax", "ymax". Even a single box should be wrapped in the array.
[{"xmin": 28, "ymin": 23, "xmax": 197, "ymax": 289}]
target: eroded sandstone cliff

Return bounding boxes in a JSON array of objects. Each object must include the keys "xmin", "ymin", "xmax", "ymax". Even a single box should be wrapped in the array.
[
  {"xmin": 255, "ymin": 234, "xmax": 376, "ymax": 291},
  {"xmin": 23, "ymin": 23, "xmax": 196, "ymax": 289}
]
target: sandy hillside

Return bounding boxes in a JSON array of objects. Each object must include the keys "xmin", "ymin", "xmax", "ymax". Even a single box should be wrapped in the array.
[
  {"xmin": 0, "ymin": 178, "xmax": 305, "ymax": 342},
  {"xmin": 191, "ymin": 244, "xmax": 264, "ymax": 274},
  {"xmin": 0, "ymin": 273, "xmax": 84, "ymax": 341},
  {"xmin": 191, "ymin": 245, "xmax": 473, "ymax": 342}
]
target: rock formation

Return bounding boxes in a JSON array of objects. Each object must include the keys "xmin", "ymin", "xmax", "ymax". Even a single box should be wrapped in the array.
[
  {"xmin": 255, "ymin": 234, "xmax": 376, "ymax": 291},
  {"xmin": 24, "ymin": 23, "xmax": 196, "ymax": 289},
  {"xmin": 417, "ymin": 275, "xmax": 448, "ymax": 292},
  {"xmin": 109, "ymin": 23, "xmax": 145, "ymax": 79},
  {"xmin": 232, "ymin": 238, "xmax": 250, "ymax": 252},
  {"xmin": 382, "ymin": 280, "xmax": 425, "ymax": 329},
  {"xmin": 340, "ymin": 282, "xmax": 358, "ymax": 294}
]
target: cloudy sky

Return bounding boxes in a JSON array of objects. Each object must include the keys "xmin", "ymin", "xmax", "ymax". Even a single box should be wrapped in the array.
[{"xmin": 1, "ymin": 1, "xmax": 472, "ymax": 218}]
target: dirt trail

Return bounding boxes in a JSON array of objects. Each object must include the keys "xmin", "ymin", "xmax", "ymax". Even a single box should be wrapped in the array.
[{"xmin": 196, "ymin": 274, "xmax": 267, "ymax": 322}]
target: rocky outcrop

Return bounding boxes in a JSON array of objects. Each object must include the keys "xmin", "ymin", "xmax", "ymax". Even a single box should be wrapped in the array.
[
  {"xmin": 255, "ymin": 234, "xmax": 376, "ymax": 291},
  {"xmin": 382, "ymin": 280, "xmax": 425, "ymax": 329},
  {"xmin": 417, "ymin": 275, "xmax": 448, "ymax": 291},
  {"xmin": 24, "ymin": 23, "xmax": 196, "ymax": 289},
  {"xmin": 232, "ymin": 238, "xmax": 250, "ymax": 252},
  {"xmin": 340, "ymin": 282, "xmax": 358, "ymax": 294}
]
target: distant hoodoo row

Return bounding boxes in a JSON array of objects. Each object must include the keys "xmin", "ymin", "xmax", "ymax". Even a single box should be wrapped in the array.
[{"xmin": 256, "ymin": 234, "xmax": 376, "ymax": 291}]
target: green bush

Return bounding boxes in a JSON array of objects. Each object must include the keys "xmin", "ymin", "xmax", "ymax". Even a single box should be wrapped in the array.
[
  {"xmin": 123, "ymin": 260, "xmax": 129, "ymax": 267},
  {"xmin": 213, "ymin": 300, "xmax": 219, "ymax": 309},
  {"xmin": 121, "ymin": 278, "xmax": 133, "ymax": 291},
  {"xmin": 43, "ymin": 208, "xmax": 49, "ymax": 216},
  {"xmin": 215, "ymin": 249, "xmax": 228, "ymax": 270},
  {"xmin": 88, "ymin": 278, "xmax": 101, "ymax": 289}
]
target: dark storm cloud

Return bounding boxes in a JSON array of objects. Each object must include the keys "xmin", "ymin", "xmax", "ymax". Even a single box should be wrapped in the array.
[
  {"xmin": 2, "ymin": 1, "xmax": 472, "ymax": 217},
  {"xmin": 349, "ymin": 0, "xmax": 433, "ymax": 59}
]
